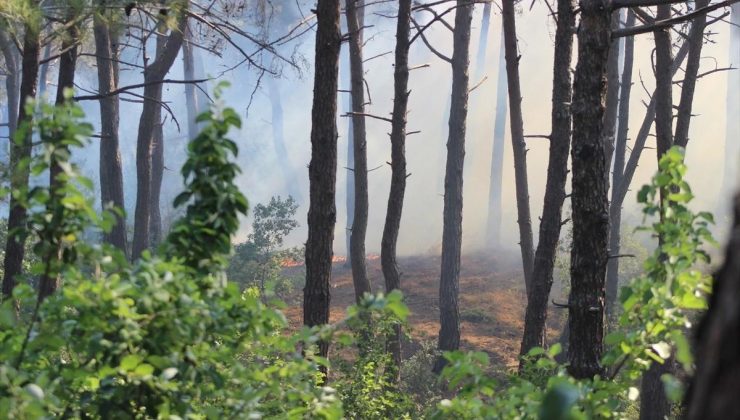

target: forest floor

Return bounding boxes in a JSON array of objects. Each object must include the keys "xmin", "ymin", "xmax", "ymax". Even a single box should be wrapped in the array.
[{"xmin": 281, "ymin": 250, "xmax": 566, "ymax": 369}]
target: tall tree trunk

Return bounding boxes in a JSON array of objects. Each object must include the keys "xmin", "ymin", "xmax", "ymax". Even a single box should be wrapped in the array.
[
  {"xmin": 474, "ymin": 2, "xmax": 492, "ymax": 78},
  {"xmin": 341, "ymin": 14, "xmax": 354, "ymax": 267},
  {"xmin": 603, "ymin": 12, "xmax": 622, "ymax": 169},
  {"xmin": 434, "ymin": 0, "xmax": 473, "ymax": 374},
  {"xmin": 0, "ymin": 28, "xmax": 20, "ymax": 161},
  {"xmin": 640, "ymin": 6, "xmax": 674, "ymax": 418},
  {"xmin": 381, "ymin": 0, "xmax": 411, "ymax": 375},
  {"xmin": 567, "ymin": 0, "xmax": 610, "ymax": 380},
  {"xmin": 38, "ymin": 22, "xmax": 78, "ymax": 302},
  {"xmin": 0, "ymin": 28, "xmax": 21, "ymax": 144},
  {"xmin": 346, "ymin": 0, "xmax": 371, "ymax": 302},
  {"xmin": 2, "ymin": 21, "xmax": 40, "ymax": 303},
  {"xmin": 674, "ymin": 0, "xmax": 710, "ymax": 149},
  {"xmin": 37, "ymin": 43, "xmax": 51, "ymax": 97},
  {"xmin": 502, "ymin": 0, "xmax": 535, "ymax": 292},
  {"xmin": 131, "ymin": 20, "xmax": 185, "ymax": 259},
  {"xmin": 150, "ymin": 104, "xmax": 164, "ymax": 246},
  {"xmin": 685, "ymin": 193, "xmax": 740, "ymax": 420},
  {"xmin": 485, "ymin": 29, "xmax": 508, "ymax": 248},
  {"xmin": 606, "ymin": 10, "xmax": 635, "ymax": 318},
  {"xmin": 519, "ymin": 0, "xmax": 575, "ymax": 360},
  {"xmin": 721, "ymin": 4, "xmax": 740, "ymax": 201},
  {"xmin": 267, "ymin": 78, "xmax": 301, "ymax": 201},
  {"xmin": 182, "ymin": 22, "xmax": 199, "ymax": 141},
  {"xmin": 304, "ymin": 0, "xmax": 341, "ymax": 369},
  {"xmin": 94, "ymin": 14, "xmax": 128, "ymax": 255}
]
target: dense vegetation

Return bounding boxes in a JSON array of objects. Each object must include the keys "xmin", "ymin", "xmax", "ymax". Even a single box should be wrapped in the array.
[{"xmin": 0, "ymin": 90, "xmax": 721, "ymax": 419}]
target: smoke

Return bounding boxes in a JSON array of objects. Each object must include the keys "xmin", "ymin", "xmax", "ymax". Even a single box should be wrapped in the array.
[{"xmin": 27, "ymin": 1, "xmax": 737, "ymax": 258}]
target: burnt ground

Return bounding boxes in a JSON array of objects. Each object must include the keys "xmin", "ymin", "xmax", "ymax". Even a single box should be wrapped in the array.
[{"xmin": 282, "ymin": 250, "xmax": 566, "ymax": 369}]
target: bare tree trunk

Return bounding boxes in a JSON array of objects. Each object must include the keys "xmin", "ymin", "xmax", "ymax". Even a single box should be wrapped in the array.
[
  {"xmin": 674, "ymin": 0, "xmax": 710, "ymax": 149},
  {"xmin": 341, "ymin": 13, "xmax": 354, "ymax": 267},
  {"xmin": 2, "ymin": 21, "xmax": 40, "ymax": 303},
  {"xmin": 37, "ymin": 43, "xmax": 51, "ymax": 97},
  {"xmin": 131, "ymin": 21, "xmax": 185, "ymax": 259},
  {"xmin": 474, "ymin": 2, "xmax": 492, "ymax": 78},
  {"xmin": 38, "ymin": 22, "xmax": 78, "ymax": 302},
  {"xmin": 606, "ymin": 10, "xmax": 635, "ymax": 319},
  {"xmin": 182, "ymin": 22, "xmax": 199, "ymax": 141},
  {"xmin": 0, "ymin": 29, "xmax": 19, "ymax": 150},
  {"xmin": 502, "ymin": 0, "xmax": 535, "ymax": 292},
  {"xmin": 381, "ymin": 0, "xmax": 411, "ymax": 376},
  {"xmin": 519, "ymin": 0, "xmax": 575, "ymax": 359},
  {"xmin": 94, "ymin": 14, "xmax": 128, "ymax": 255},
  {"xmin": 434, "ymin": 0, "xmax": 473, "ymax": 374},
  {"xmin": 485, "ymin": 28, "xmax": 507, "ymax": 248},
  {"xmin": 150, "ymin": 105, "xmax": 164, "ymax": 246},
  {"xmin": 603, "ymin": 12, "xmax": 622, "ymax": 169},
  {"xmin": 685, "ymin": 193, "xmax": 740, "ymax": 420},
  {"xmin": 721, "ymin": 4, "xmax": 740, "ymax": 201},
  {"xmin": 567, "ymin": 0, "xmax": 610, "ymax": 380},
  {"xmin": 304, "ymin": 0, "xmax": 341, "ymax": 369},
  {"xmin": 640, "ymin": 6, "xmax": 674, "ymax": 417},
  {"xmin": 346, "ymin": 0, "xmax": 371, "ymax": 302}
]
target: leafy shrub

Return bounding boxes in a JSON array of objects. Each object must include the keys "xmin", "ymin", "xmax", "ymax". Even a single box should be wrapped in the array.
[{"xmin": 431, "ymin": 146, "xmax": 715, "ymax": 419}]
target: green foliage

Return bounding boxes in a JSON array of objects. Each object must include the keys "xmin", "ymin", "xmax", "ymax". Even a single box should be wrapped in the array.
[
  {"xmin": 430, "ymin": 146, "xmax": 714, "ymax": 419},
  {"xmin": 2, "ymin": 90, "xmax": 411, "ymax": 419},
  {"xmin": 226, "ymin": 195, "xmax": 302, "ymax": 298},
  {"xmin": 334, "ymin": 291, "xmax": 414, "ymax": 420}
]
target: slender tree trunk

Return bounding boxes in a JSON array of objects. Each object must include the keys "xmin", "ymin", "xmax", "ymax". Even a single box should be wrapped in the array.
[
  {"xmin": 267, "ymin": 78, "xmax": 301, "ymax": 201},
  {"xmin": 183, "ymin": 22, "xmax": 199, "ymax": 141},
  {"xmin": 603, "ymin": 12, "xmax": 622, "ymax": 169},
  {"xmin": 474, "ymin": 2, "xmax": 492, "ymax": 78},
  {"xmin": 37, "ymin": 43, "xmax": 51, "ymax": 97},
  {"xmin": 2, "ymin": 21, "xmax": 40, "ymax": 303},
  {"xmin": 94, "ymin": 14, "xmax": 128, "ymax": 255},
  {"xmin": 606, "ymin": 10, "xmax": 635, "ymax": 318},
  {"xmin": 567, "ymin": 0, "xmax": 610, "ymax": 380},
  {"xmin": 381, "ymin": 0, "xmax": 411, "ymax": 375},
  {"xmin": 304, "ymin": 0, "xmax": 341, "ymax": 368},
  {"xmin": 346, "ymin": 0, "xmax": 371, "ymax": 302},
  {"xmin": 640, "ymin": 6, "xmax": 674, "ymax": 417},
  {"xmin": 38, "ymin": 22, "xmax": 78, "ymax": 302},
  {"xmin": 502, "ymin": 0, "xmax": 535, "ymax": 292},
  {"xmin": 519, "ymin": 0, "xmax": 575, "ymax": 360},
  {"xmin": 150, "ymin": 103, "xmax": 164, "ymax": 246},
  {"xmin": 674, "ymin": 0, "xmax": 710, "ymax": 149},
  {"xmin": 485, "ymin": 29, "xmax": 508, "ymax": 248},
  {"xmin": 0, "ymin": 29, "xmax": 20, "ymax": 161},
  {"xmin": 685, "ymin": 193, "xmax": 740, "ymax": 420},
  {"xmin": 341, "ymin": 13, "xmax": 354, "ymax": 267},
  {"xmin": 131, "ymin": 21, "xmax": 185, "ymax": 259},
  {"xmin": 434, "ymin": 0, "xmax": 473, "ymax": 374},
  {"xmin": 721, "ymin": 4, "xmax": 740, "ymax": 201}
]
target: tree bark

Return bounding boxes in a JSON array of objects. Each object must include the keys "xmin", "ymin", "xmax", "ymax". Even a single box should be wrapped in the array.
[
  {"xmin": 304, "ymin": 0, "xmax": 341, "ymax": 367},
  {"xmin": 381, "ymin": 0, "xmax": 411, "ymax": 375},
  {"xmin": 502, "ymin": 0, "xmax": 535, "ymax": 292},
  {"xmin": 341, "ymin": 12, "xmax": 354, "ymax": 267},
  {"xmin": 673, "ymin": 0, "xmax": 710, "ymax": 149},
  {"xmin": 519, "ymin": 0, "xmax": 575, "ymax": 360},
  {"xmin": 131, "ymin": 19, "xmax": 185, "ymax": 259},
  {"xmin": 434, "ymin": 0, "xmax": 473, "ymax": 374},
  {"xmin": 685, "ymin": 193, "xmax": 740, "ymax": 420},
  {"xmin": 150, "ymin": 100, "xmax": 164, "ymax": 247},
  {"xmin": 606, "ymin": 10, "xmax": 636, "ymax": 319},
  {"xmin": 346, "ymin": 0, "xmax": 371, "ymax": 302},
  {"xmin": 94, "ymin": 14, "xmax": 128, "ymax": 255},
  {"xmin": 567, "ymin": 0, "xmax": 611, "ymax": 380},
  {"xmin": 0, "ymin": 28, "xmax": 20, "ymax": 156},
  {"xmin": 640, "ymin": 6, "xmax": 674, "ymax": 417},
  {"xmin": 603, "ymin": 12, "xmax": 622, "ymax": 169},
  {"xmin": 720, "ymin": 4, "xmax": 740, "ymax": 202},
  {"xmin": 182, "ymin": 21, "xmax": 200, "ymax": 141},
  {"xmin": 38, "ymin": 21, "xmax": 78, "ymax": 302},
  {"xmin": 485, "ymin": 28, "xmax": 508, "ymax": 249},
  {"xmin": 2, "ymin": 21, "xmax": 40, "ymax": 303}
]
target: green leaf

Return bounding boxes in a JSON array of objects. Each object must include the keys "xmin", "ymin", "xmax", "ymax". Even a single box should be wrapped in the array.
[{"xmin": 120, "ymin": 354, "xmax": 142, "ymax": 371}]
